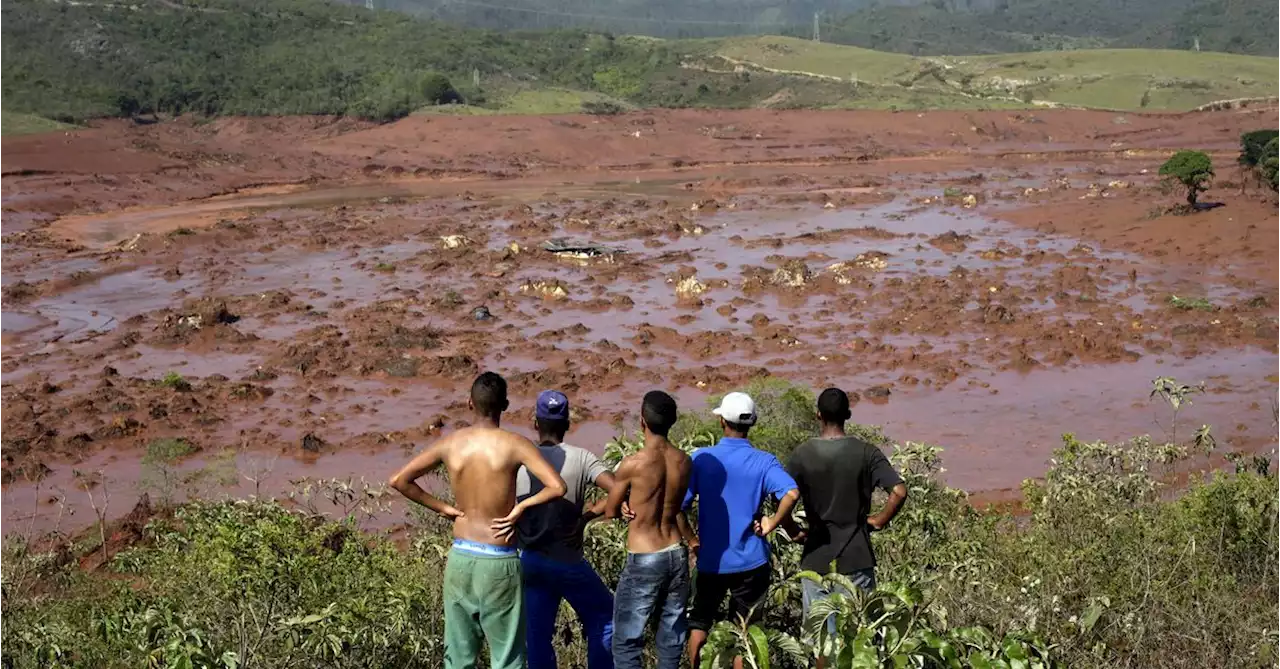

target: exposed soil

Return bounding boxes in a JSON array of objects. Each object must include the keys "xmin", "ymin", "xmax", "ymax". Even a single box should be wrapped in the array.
[{"xmin": 3, "ymin": 106, "xmax": 1277, "ymax": 533}]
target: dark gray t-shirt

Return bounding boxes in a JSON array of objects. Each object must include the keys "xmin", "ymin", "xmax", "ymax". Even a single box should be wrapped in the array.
[
  {"xmin": 787, "ymin": 436, "xmax": 903, "ymax": 573},
  {"xmin": 515, "ymin": 443, "xmax": 609, "ymax": 562}
]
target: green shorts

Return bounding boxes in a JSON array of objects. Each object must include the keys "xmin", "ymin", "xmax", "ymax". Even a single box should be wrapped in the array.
[{"xmin": 444, "ymin": 542, "xmax": 526, "ymax": 669}]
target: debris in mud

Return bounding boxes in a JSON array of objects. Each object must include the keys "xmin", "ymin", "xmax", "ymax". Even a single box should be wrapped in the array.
[
  {"xmin": 377, "ymin": 324, "xmax": 443, "ymax": 350},
  {"xmin": 929, "ymin": 231, "xmax": 976, "ymax": 253},
  {"xmin": 770, "ymin": 260, "xmax": 813, "ymax": 288},
  {"xmin": 93, "ymin": 416, "xmax": 144, "ymax": 440},
  {"xmin": 674, "ymin": 275, "xmax": 706, "ymax": 298},
  {"xmin": 543, "ymin": 238, "xmax": 626, "ymax": 258},
  {"xmin": 507, "ymin": 242, "xmax": 522, "ymax": 254},
  {"xmin": 2, "ymin": 280, "xmax": 41, "ymax": 303},
  {"xmin": 982, "ymin": 304, "xmax": 1017, "ymax": 324},
  {"xmin": 422, "ymin": 355, "xmax": 479, "ymax": 379},
  {"xmin": 439, "ymin": 235, "xmax": 472, "ymax": 249},
  {"xmin": 379, "ymin": 355, "xmax": 422, "ymax": 378},
  {"xmin": 228, "ymin": 383, "xmax": 273, "ymax": 401},
  {"xmin": 184, "ymin": 298, "xmax": 239, "ymax": 326},
  {"xmin": 865, "ymin": 385, "xmax": 892, "ymax": 400},
  {"xmin": 300, "ymin": 433, "xmax": 326, "ymax": 453},
  {"xmin": 520, "ymin": 279, "xmax": 570, "ymax": 300},
  {"xmin": 471, "ymin": 305, "xmax": 494, "ymax": 321},
  {"xmin": 961, "ymin": 194, "xmax": 978, "ymax": 208}
]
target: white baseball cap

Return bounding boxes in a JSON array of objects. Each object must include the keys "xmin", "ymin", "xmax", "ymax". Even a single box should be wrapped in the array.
[{"xmin": 712, "ymin": 392, "xmax": 757, "ymax": 426}]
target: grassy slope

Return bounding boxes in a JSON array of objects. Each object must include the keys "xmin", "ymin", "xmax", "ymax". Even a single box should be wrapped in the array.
[
  {"xmin": 1, "ymin": 110, "xmax": 73, "ymax": 136},
  {"xmin": 962, "ymin": 49, "xmax": 1279, "ymax": 109},
  {"xmin": 702, "ymin": 36, "xmax": 1278, "ymax": 111}
]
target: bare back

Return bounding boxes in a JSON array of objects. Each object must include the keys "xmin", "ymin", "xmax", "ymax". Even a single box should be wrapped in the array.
[
  {"xmin": 439, "ymin": 425, "xmax": 531, "ymax": 546},
  {"xmin": 619, "ymin": 443, "xmax": 692, "ymax": 553}
]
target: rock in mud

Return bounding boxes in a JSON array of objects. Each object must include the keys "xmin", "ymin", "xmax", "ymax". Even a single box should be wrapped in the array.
[
  {"xmin": 471, "ymin": 305, "xmax": 494, "ymax": 321},
  {"xmin": 770, "ymin": 260, "xmax": 813, "ymax": 288}
]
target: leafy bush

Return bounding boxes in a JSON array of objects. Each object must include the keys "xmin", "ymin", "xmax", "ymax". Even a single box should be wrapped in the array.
[
  {"xmin": 1262, "ymin": 137, "xmax": 1279, "ymax": 191},
  {"xmin": 1238, "ymin": 129, "xmax": 1279, "ymax": 167},
  {"xmin": 581, "ymin": 100, "xmax": 624, "ymax": 115},
  {"xmin": 1158, "ymin": 150, "xmax": 1214, "ymax": 206}
]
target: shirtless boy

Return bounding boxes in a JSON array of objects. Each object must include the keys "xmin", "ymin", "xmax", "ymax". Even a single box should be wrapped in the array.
[
  {"xmin": 603, "ymin": 390, "xmax": 694, "ymax": 669},
  {"xmin": 389, "ymin": 372, "xmax": 567, "ymax": 669}
]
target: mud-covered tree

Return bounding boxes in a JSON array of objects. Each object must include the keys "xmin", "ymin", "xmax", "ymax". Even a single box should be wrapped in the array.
[{"xmin": 1159, "ymin": 150, "xmax": 1214, "ymax": 207}]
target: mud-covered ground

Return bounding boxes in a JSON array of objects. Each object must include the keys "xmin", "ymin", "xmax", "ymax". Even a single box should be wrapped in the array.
[{"xmin": 3, "ymin": 107, "xmax": 1277, "ymax": 532}]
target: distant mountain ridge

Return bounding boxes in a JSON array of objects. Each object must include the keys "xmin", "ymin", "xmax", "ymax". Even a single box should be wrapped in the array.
[{"xmin": 360, "ymin": 0, "xmax": 1277, "ymax": 56}]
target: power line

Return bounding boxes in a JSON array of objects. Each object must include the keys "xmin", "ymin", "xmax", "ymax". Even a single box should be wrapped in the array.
[{"xmin": 417, "ymin": 0, "xmax": 801, "ymax": 27}]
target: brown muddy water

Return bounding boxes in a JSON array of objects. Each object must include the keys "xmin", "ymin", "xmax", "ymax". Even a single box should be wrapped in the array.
[{"xmin": 3, "ymin": 165, "xmax": 1276, "ymax": 534}]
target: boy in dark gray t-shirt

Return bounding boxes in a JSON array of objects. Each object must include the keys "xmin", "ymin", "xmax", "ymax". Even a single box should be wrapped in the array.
[
  {"xmin": 515, "ymin": 390, "xmax": 618, "ymax": 669},
  {"xmin": 786, "ymin": 387, "xmax": 908, "ymax": 660}
]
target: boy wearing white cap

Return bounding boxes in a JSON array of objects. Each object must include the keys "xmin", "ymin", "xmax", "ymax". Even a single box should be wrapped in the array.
[{"xmin": 682, "ymin": 391, "xmax": 801, "ymax": 668}]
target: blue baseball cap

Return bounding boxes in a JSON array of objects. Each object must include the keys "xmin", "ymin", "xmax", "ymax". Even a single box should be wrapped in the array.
[{"xmin": 535, "ymin": 390, "xmax": 570, "ymax": 421}]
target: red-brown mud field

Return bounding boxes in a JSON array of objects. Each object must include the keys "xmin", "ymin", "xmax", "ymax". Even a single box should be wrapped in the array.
[{"xmin": 3, "ymin": 107, "xmax": 1277, "ymax": 532}]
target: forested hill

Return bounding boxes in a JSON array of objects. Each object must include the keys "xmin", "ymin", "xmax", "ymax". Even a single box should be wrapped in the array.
[{"xmin": 360, "ymin": 0, "xmax": 1277, "ymax": 56}]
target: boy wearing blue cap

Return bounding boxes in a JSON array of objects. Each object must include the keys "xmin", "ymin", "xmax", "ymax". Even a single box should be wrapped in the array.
[{"xmin": 515, "ymin": 389, "xmax": 619, "ymax": 669}]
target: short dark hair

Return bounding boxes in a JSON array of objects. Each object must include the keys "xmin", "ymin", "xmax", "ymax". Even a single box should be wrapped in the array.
[
  {"xmin": 535, "ymin": 417, "xmax": 569, "ymax": 439},
  {"xmin": 471, "ymin": 372, "xmax": 509, "ymax": 416},
  {"xmin": 641, "ymin": 390, "xmax": 678, "ymax": 437},
  {"xmin": 724, "ymin": 421, "xmax": 751, "ymax": 436},
  {"xmin": 817, "ymin": 387, "xmax": 851, "ymax": 423}
]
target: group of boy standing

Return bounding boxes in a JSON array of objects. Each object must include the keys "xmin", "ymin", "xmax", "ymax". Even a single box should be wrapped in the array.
[{"xmin": 389, "ymin": 372, "xmax": 909, "ymax": 669}]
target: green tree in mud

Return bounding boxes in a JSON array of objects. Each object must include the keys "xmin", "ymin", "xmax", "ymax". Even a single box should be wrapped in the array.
[
  {"xmin": 1159, "ymin": 150, "xmax": 1214, "ymax": 207},
  {"xmin": 1262, "ymin": 137, "xmax": 1279, "ymax": 191}
]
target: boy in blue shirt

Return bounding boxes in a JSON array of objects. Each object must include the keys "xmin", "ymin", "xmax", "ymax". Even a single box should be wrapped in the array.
[{"xmin": 682, "ymin": 391, "xmax": 800, "ymax": 668}]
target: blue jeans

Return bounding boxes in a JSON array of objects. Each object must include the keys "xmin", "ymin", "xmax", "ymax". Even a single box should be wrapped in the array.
[
  {"xmin": 801, "ymin": 568, "xmax": 876, "ymax": 636},
  {"xmin": 521, "ymin": 551, "xmax": 615, "ymax": 669},
  {"xmin": 612, "ymin": 546, "xmax": 690, "ymax": 669}
]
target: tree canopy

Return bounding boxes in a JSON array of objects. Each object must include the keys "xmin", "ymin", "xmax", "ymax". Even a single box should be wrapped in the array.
[{"xmin": 1159, "ymin": 150, "xmax": 1215, "ymax": 206}]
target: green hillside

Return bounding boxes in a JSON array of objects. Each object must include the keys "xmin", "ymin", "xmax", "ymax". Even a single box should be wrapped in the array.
[
  {"xmin": 1, "ymin": 0, "xmax": 1274, "ymax": 126},
  {"xmin": 699, "ymin": 36, "xmax": 1278, "ymax": 111},
  {"xmin": 0, "ymin": 110, "xmax": 74, "ymax": 136}
]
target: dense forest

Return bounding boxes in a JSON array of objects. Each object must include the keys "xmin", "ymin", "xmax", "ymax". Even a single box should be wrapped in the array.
[{"xmin": 0, "ymin": 0, "xmax": 702, "ymax": 121}]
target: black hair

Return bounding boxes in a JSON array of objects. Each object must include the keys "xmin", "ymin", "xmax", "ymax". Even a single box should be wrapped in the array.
[
  {"xmin": 724, "ymin": 421, "xmax": 751, "ymax": 436},
  {"xmin": 535, "ymin": 417, "xmax": 570, "ymax": 440},
  {"xmin": 817, "ymin": 387, "xmax": 851, "ymax": 423},
  {"xmin": 471, "ymin": 372, "xmax": 509, "ymax": 416},
  {"xmin": 641, "ymin": 390, "xmax": 678, "ymax": 437}
]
